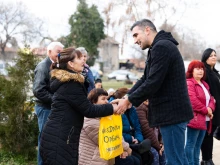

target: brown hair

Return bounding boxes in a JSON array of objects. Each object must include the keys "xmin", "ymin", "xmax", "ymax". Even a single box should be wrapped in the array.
[
  {"xmin": 110, "ymin": 88, "xmax": 129, "ymax": 99},
  {"xmin": 51, "ymin": 47, "xmax": 82, "ymax": 70},
  {"xmin": 88, "ymin": 88, "xmax": 108, "ymax": 104}
]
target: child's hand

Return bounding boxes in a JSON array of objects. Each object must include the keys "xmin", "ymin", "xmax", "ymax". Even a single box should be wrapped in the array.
[
  {"xmin": 132, "ymin": 136, "xmax": 138, "ymax": 144},
  {"xmin": 127, "ymin": 147, "xmax": 132, "ymax": 156},
  {"xmin": 159, "ymin": 143, "xmax": 164, "ymax": 156},
  {"xmin": 120, "ymin": 151, "xmax": 128, "ymax": 159}
]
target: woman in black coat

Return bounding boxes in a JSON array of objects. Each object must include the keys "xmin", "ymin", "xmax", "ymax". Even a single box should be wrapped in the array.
[
  {"xmin": 40, "ymin": 47, "xmax": 119, "ymax": 165},
  {"xmin": 201, "ymin": 48, "xmax": 220, "ymax": 165}
]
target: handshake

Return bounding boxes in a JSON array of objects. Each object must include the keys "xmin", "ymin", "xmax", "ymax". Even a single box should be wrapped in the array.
[{"xmin": 110, "ymin": 97, "xmax": 132, "ymax": 115}]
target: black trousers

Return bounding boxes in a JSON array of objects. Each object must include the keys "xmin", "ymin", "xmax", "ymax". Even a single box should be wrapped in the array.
[{"xmin": 201, "ymin": 122, "xmax": 217, "ymax": 161}]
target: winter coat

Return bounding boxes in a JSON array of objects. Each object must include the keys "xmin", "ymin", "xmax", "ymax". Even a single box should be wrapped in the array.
[
  {"xmin": 128, "ymin": 30, "xmax": 193, "ymax": 127},
  {"xmin": 136, "ymin": 103, "xmax": 161, "ymax": 151},
  {"xmin": 187, "ymin": 78, "xmax": 215, "ymax": 131},
  {"xmin": 122, "ymin": 107, "xmax": 144, "ymax": 144},
  {"xmin": 82, "ymin": 64, "xmax": 95, "ymax": 93},
  {"xmin": 33, "ymin": 57, "xmax": 53, "ymax": 109},
  {"xmin": 40, "ymin": 69, "xmax": 113, "ymax": 165},
  {"xmin": 78, "ymin": 117, "xmax": 130, "ymax": 165},
  {"xmin": 203, "ymin": 63, "xmax": 220, "ymax": 126}
]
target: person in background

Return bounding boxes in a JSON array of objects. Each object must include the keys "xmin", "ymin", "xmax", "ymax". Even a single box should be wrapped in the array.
[
  {"xmin": 107, "ymin": 88, "xmax": 115, "ymax": 96},
  {"xmin": 201, "ymin": 48, "xmax": 220, "ymax": 165},
  {"xmin": 33, "ymin": 41, "xmax": 64, "ymax": 165},
  {"xmin": 40, "ymin": 47, "xmax": 121, "ymax": 165},
  {"xmin": 111, "ymin": 19, "xmax": 193, "ymax": 165},
  {"xmin": 76, "ymin": 47, "xmax": 95, "ymax": 93},
  {"xmin": 95, "ymin": 78, "xmax": 103, "ymax": 88},
  {"xmin": 79, "ymin": 88, "xmax": 140, "ymax": 165},
  {"xmin": 185, "ymin": 60, "xmax": 215, "ymax": 165},
  {"xmin": 136, "ymin": 100, "xmax": 166, "ymax": 165},
  {"xmin": 109, "ymin": 88, "xmax": 153, "ymax": 165}
]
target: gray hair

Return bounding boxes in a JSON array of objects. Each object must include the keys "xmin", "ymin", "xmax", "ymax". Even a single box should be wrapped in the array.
[
  {"xmin": 130, "ymin": 19, "xmax": 157, "ymax": 32},
  {"xmin": 76, "ymin": 47, "xmax": 88, "ymax": 55},
  {"xmin": 47, "ymin": 42, "xmax": 64, "ymax": 55}
]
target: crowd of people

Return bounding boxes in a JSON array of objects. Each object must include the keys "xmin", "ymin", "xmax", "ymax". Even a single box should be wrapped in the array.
[{"xmin": 33, "ymin": 19, "xmax": 220, "ymax": 165}]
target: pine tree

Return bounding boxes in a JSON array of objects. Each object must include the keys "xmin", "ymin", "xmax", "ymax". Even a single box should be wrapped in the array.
[
  {"xmin": 0, "ymin": 46, "xmax": 39, "ymax": 161},
  {"xmin": 67, "ymin": 0, "xmax": 105, "ymax": 66}
]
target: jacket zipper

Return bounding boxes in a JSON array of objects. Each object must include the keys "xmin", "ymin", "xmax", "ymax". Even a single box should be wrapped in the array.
[{"xmin": 67, "ymin": 126, "xmax": 74, "ymax": 144}]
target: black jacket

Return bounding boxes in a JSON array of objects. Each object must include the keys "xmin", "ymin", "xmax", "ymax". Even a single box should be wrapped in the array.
[
  {"xmin": 128, "ymin": 30, "xmax": 193, "ymax": 127},
  {"xmin": 33, "ymin": 57, "xmax": 53, "ymax": 109},
  {"xmin": 204, "ymin": 64, "xmax": 220, "ymax": 126},
  {"xmin": 40, "ymin": 69, "xmax": 113, "ymax": 165}
]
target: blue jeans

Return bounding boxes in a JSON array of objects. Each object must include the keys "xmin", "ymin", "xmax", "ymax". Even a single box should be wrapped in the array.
[
  {"xmin": 35, "ymin": 105, "xmax": 51, "ymax": 165},
  {"xmin": 151, "ymin": 147, "xmax": 166, "ymax": 165},
  {"xmin": 160, "ymin": 121, "xmax": 189, "ymax": 165},
  {"xmin": 185, "ymin": 127, "xmax": 206, "ymax": 165}
]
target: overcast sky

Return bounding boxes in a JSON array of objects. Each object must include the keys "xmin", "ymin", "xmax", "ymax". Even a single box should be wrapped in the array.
[{"xmin": 5, "ymin": 0, "xmax": 220, "ymax": 49}]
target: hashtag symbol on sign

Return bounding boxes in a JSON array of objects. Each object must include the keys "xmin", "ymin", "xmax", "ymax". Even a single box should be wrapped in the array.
[{"xmin": 102, "ymin": 128, "xmax": 106, "ymax": 134}]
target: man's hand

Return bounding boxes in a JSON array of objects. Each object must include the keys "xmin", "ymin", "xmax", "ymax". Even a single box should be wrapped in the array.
[{"xmin": 110, "ymin": 98, "xmax": 132, "ymax": 114}]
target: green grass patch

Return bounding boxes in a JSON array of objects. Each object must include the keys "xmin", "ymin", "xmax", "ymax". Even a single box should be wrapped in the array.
[{"xmin": 102, "ymin": 79, "xmax": 133, "ymax": 90}]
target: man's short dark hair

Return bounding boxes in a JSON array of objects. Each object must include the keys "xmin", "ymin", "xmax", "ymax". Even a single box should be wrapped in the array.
[
  {"xmin": 95, "ymin": 78, "xmax": 102, "ymax": 84},
  {"xmin": 130, "ymin": 19, "xmax": 157, "ymax": 32}
]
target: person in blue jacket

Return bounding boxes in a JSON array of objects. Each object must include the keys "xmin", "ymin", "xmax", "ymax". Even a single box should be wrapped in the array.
[{"xmin": 109, "ymin": 87, "xmax": 153, "ymax": 165}]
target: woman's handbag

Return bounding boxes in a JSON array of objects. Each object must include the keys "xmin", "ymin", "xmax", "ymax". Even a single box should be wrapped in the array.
[{"xmin": 214, "ymin": 126, "xmax": 220, "ymax": 140}]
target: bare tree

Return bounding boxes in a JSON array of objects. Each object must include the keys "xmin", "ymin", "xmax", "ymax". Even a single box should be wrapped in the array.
[
  {"xmin": 100, "ymin": 0, "xmax": 200, "ymax": 58},
  {"xmin": 0, "ymin": 1, "xmax": 45, "ymax": 55}
]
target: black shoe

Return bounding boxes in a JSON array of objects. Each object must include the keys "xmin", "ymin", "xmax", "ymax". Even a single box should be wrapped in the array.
[
  {"xmin": 201, "ymin": 160, "xmax": 211, "ymax": 165},
  {"xmin": 129, "ymin": 139, "xmax": 151, "ymax": 154},
  {"xmin": 138, "ymin": 139, "xmax": 151, "ymax": 154},
  {"xmin": 208, "ymin": 159, "xmax": 215, "ymax": 165}
]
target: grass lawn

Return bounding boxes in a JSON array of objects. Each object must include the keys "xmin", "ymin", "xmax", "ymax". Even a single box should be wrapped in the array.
[{"xmin": 102, "ymin": 79, "xmax": 133, "ymax": 90}]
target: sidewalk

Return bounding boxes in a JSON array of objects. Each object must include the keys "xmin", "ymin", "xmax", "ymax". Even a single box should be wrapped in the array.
[{"xmin": 213, "ymin": 139, "xmax": 220, "ymax": 164}]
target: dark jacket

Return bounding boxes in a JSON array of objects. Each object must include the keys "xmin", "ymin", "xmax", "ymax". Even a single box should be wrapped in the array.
[
  {"xmin": 187, "ymin": 78, "xmax": 215, "ymax": 132},
  {"xmin": 82, "ymin": 64, "xmax": 95, "ymax": 93},
  {"xmin": 33, "ymin": 57, "xmax": 53, "ymax": 109},
  {"xmin": 136, "ymin": 103, "xmax": 161, "ymax": 151},
  {"xmin": 204, "ymin": 64, "xmax": 220, "ymax": 126},
  {"xmin": 40, "ymin": 69, "xmax": 113, "ymax": 165},
  {"xmin": 128, "ymin": 30, "xmax": 193, "ymax": 127}
]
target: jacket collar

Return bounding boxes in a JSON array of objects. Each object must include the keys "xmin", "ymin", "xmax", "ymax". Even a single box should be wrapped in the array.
[
  {"xmin": 51, "ymin": 69, "xmax": 85, "ymax": 83},
  {"xmin": 187, "ymin": 77, "xmax": 209, "ymax": 89}
]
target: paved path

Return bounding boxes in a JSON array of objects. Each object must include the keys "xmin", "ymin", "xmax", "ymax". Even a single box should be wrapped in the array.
[{"xmin": 213, "ymin": 139, "xmax": 220, "ymax": 164}]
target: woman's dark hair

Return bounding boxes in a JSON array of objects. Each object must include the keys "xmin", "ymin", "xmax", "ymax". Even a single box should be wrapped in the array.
[
  {"xmin": 201, "ymin": 48, "xmax": 216, "ymax": 63},
  {"xmin": 88, "ymin": 88, "xmax": 108, "ymax": 104},
  {"xmin": 110, "ymin": 88, "xmax": 129, "ymax": 99},
  {"xmin": 186, "ymin": 60, "xmax": 206, "ymax": 80},
  {"xmin": 51, "ymin": 47, "xmax": 82, "ymax": 70}
]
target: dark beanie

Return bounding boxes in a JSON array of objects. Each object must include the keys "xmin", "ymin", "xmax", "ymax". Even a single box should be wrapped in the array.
[{"xmin": 201, "ymin": 48, "xmax": 216, "ymax": 63}]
